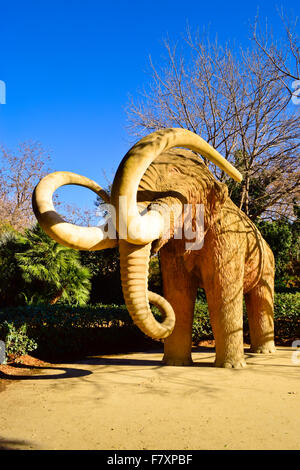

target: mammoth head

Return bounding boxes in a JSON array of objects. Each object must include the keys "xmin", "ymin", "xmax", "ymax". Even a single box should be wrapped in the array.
[{"xmin": 32, "ymin": 128, "xmax": 242, "ymax": 341}]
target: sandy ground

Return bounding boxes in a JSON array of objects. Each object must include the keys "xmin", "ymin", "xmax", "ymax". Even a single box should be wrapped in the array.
[{"xmin": 0, "ymin": 345, "xmax": 299, "ymax": 450}]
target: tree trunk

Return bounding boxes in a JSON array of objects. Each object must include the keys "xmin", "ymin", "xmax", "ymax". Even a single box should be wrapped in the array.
[
  {"xmin": 50, "ymin": 289, "xmax": 64, "ymax": 305},
  {"xmin": 245, "ymin": 171, "xmax": 250, "ymax": 217}
]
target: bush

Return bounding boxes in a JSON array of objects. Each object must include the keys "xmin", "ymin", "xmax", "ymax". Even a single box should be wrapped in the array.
[
  {"xmin": 0, "ymin": 304, "xmax": 155, "ymax": 360},
  {"xmin": 192, "ymin": 300, "xmax": 212, "ymax": 343},
  {"xmin": 257, "ymin": 218, "xmax": 300, "ymax": 289},
  {"xmin": 80, "ymin": 248, "xmax": 124, "ymax": 304},
  {"xmin": 1, "ymin": 321, "xmax": 37, "ymax": 361},
  {"xmin": 273, "ymin": 292, "xmax": 300, "ymax": 341}
]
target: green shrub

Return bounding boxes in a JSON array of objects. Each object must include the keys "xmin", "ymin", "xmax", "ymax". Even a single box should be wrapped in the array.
[
  {"xmin": 0, "ymin": 304, "xmax": 155, "ymax": 360},
  {"xmin": 0, "ymin": 321, "xmax": 37, "ymax": 361},
  {"xmin": 273, "ymin": 292, "xmax": 300, "ymax": 341},
  {"xmin": 192, "ymin": 300, "xmax": 212, "ymax": 343}
]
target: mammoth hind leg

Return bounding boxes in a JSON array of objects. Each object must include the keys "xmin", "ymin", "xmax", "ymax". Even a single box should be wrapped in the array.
[{"xmin": 245, "ymin": 278, "xmax": 276, "ymax": 354}]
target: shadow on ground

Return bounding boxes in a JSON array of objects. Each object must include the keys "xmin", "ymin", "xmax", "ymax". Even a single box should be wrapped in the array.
[
  {"xmin": 0, "ymin": 437, "xmax": 33, "ymax": 450},
  {"xmin": 1, "ymin": 345, "xmax": 298, "ymax": 383},
  {"xmin": 0, "ymin": 364, "xmax": 92, "ymax": 381}
]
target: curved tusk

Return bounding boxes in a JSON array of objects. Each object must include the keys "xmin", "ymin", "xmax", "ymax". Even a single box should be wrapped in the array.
[
  {"xmin": 32, "ymin": 171, "xmax": 118, "ymax": 251},
  {"xmin": 111, "ymin": 128, "xmax": 243, "ymax": 245}
]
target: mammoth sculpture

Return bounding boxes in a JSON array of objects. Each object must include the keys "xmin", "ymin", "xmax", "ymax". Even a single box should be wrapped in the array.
[{"xmin": 32, "ymin": 128, "xmax": 276, "ymax": 368}]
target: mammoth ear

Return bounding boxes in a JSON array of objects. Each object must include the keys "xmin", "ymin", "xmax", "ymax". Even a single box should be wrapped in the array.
[
  {"xmin": 210, "ymin": 181, "xmax": 229, "ymax": 214},
  {"xmin": 214, "ymin": 181, "xmax": 228, "ymax": 205}
]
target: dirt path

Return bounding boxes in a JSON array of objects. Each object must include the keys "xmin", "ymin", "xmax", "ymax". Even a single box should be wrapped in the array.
[{"xmin": 0, "ymin": 346, "xmax": 299, "ymax": 450}]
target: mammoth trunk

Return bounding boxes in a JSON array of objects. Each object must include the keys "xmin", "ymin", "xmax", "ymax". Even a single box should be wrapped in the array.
[{"xmin": 119, "ymin": 240, "xmax": 175, "ymax": 340}]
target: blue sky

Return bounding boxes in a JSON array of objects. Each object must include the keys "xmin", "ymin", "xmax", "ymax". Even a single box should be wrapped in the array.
[{"xmin": 0, "ymin": 0, "xmax": 298, "ymax": 210}]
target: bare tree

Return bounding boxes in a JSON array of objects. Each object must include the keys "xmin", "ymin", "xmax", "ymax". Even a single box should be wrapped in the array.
[
  {"xmin": 57, "ymin": 202, "xmax": 97, "ymax": 227},
  {"xmin": 0, "ymin": 142, "xmax": 51, "ymax": 230},
  {"xmin": 0, "ymin": 141, "xmax": 99, "ymax": 231},
  {"xmin": 252, "ymin": 9, "xmax": 300, "ymax": 100},
  {"xmin": 126, "ymin": 27, "xmax": 300, "ymax": 220}
]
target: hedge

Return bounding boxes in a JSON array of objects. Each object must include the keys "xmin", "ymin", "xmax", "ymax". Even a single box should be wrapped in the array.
[
  {"xmin": 192, "ymin": 292, "xmax": 300, "ymax": 344},
  {"xmin": 0, "ymin": 304, "xmax": 154, "ymax": 360},
  {"xmin": 0, "ymin": 292, "xmax": 299, "ymax": 360}
]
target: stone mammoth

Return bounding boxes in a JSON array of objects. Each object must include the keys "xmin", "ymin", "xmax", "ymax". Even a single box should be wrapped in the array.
[{"xmin": 32, "ymin": 128, "xmax": 276, "ymax": 368}]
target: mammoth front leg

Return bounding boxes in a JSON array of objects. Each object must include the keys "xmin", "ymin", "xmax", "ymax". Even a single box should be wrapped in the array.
[
  {"xmin": 160, "ymin": 249, "xmax": 198, "ymax": 366},
  {"xmin": 206, "ymin": 286, "xmax": 246, "ymax": 368},
  {"xmin": 204, "ymin": 257, "xmax": 246, "ymax": 368}
]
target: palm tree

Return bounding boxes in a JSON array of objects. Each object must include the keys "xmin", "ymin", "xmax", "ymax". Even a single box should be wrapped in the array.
[
  {"xmin": 0, "ymin": 230, "xmax": 27, "ymax": 306},
  {"xmin": 0, "ymin": 224, "xmax": 91, "ymax": 306}
]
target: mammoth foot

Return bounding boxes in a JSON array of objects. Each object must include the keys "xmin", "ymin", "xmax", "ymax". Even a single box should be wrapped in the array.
[
  {"xmin": 162, "ymin": 356, "xmax": 193, "ymax": 367},
  {"xmin": 250, "ymin": 343, "xmax": 276, "ymax": 354},
  {"xmin": 214, "ymin": 358, "xmax": 247, "ymax": 369}
]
